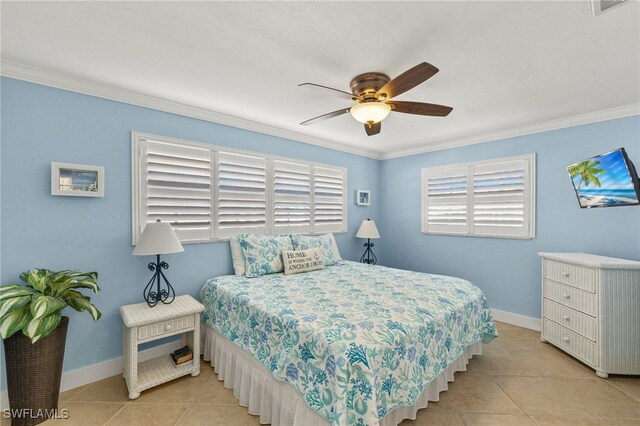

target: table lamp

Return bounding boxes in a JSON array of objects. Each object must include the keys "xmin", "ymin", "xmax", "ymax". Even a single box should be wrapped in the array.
[
  {"xmin": 133, "ymin": 219, "xmax": 184, "ymax": 307},
  {"xmin": 356, "ymin": 218, "xmax": 380, "ymax": 265}
]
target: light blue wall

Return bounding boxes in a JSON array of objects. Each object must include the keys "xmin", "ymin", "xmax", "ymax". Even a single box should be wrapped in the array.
[
  {"xmin": 0, "ymin": 77, "xmax": 381, "ymax": 388},
  {"xmin": 379, "ymin": 116, "xmax": 640, "ymax": 319},
  {"xmin": 2, "ymin": 76, "xmax": 639, "ymax": 390}
]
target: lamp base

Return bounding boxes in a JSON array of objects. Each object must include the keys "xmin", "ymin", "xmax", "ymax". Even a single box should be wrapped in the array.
[
  {"xmin": 360, "ymin": 240, "xmax": 377, "ymax": 265},
  {"xmin": 143, "ymin": 254, "xmax": 176, "ymax": 307}
]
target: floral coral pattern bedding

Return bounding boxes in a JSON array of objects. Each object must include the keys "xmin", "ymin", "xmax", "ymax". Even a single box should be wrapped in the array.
[{"xmin": 200, "ymin": 261, "xmax": 497, "ymax": 426}]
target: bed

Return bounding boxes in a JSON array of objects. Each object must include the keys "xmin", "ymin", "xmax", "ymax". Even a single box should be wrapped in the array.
[{"xmin": 200, "ymin": 259, "xmax": 497, "ymax": 426}]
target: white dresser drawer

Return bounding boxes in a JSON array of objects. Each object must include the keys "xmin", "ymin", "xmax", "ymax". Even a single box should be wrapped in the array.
[
  {"xmin": 137, "ymin": 315, "xmax": 195, "ymax": 341},
  {"xmin": 543, "ymin": 279, "xmax": 597, "ymax": 316},
  {"xmin": 543, "ymin": 298, "xmax": 597, "ymax": 341},
  {"xmin": 543, "ymin": 319, "xmax": 597, "ymax": 367},
  {"xmin": 543, "ymin": 260, "xmax": 596, "ymax": 293}
]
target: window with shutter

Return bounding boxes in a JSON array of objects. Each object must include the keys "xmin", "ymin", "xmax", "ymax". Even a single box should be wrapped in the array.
[
  {"xmin": 313, "ymin": 166, "xmax": 347, "ymax": 233},
  {"xmin": 132, "ymin": 132, "xmax": 348, "ymax": 244},
  {"xmin": 216, "ymin": 151, "xmax": 267, "ymax": 238},
  {"xmin": 272, "ymin": 160, "xmax": 311, "ymax": 233},
  {"xmin": 422, "ymin": 166, "xmax": 469, "ymax": 235},
  {"xmin": 422, "ymin": 154, "xmax": 535, "ymax": 239},
  {"xmin": 134, "ymin": 139, "xmax": 212, "ymax": 244}
]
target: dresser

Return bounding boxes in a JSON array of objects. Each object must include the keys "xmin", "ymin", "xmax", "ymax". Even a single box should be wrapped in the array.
[{"xmin": 539, "ymin": 252, "xmax": 640, "ymax": 378}]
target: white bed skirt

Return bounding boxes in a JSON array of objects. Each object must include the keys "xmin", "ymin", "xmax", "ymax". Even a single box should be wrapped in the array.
[{"xmin": 202, "ymin": 324, "xmax": 482, "ymax": 425}]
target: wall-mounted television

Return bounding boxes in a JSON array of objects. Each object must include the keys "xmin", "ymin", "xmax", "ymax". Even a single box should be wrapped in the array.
[{"xmin": 568, "ymin": 147, "xmax": 640, "ymax": 208}]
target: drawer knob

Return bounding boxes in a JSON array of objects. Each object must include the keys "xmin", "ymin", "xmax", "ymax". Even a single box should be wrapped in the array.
[
  {"xmin": 563, "ymin": 315, "xmax": 570, "ymax": 321},
  {"xmin": 563, "ymin": 294, "xmax": 570, "ymax": 299},
  {"xmin": 563, "ymin": 337, "xmax": 569, "ymax": 342},
  {"xmin": 562, "ymin": 272, "xmax": 570, "ymax": 277},
  {"xmin": 165, "ymin": 324, "xmax": 172, "ymax": 331}
]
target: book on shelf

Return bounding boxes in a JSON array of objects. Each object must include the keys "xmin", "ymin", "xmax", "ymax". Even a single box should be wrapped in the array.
[{"xmin": 170, "ymin": 345, "xmax": 193, "ymax": 365}]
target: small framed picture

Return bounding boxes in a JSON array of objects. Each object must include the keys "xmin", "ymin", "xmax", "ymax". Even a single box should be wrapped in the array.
[
  {"xmin": 356, "ymin": 190, "xmax": 370, "ymax": 206},
  {"xmin": 51, "ymin": 162, "xmax": 104, "ymax": 197}
]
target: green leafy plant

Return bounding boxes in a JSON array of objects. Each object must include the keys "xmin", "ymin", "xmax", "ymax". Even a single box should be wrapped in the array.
[{"xmin": 0, "ymin": 269, "xmax": 101, "ymax": 343}]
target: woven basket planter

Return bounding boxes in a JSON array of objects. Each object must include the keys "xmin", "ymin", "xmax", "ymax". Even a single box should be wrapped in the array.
[{"xmin": 3, "ymin": 316, "xmax": 69, "ymax": 426}]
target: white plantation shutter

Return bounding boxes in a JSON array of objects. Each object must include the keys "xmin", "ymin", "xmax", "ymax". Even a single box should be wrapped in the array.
[
  {"xmin": 138, "ymin": 139, "xmax": 212, "ymax": 243},
  {"xmin": 422, "ymin": 154, "xmax": 535, "ymax": 239},
  {"xmin": 273, "ymin": 160, "xmax": 311, "ymax": 233},
  {"xmin": 216, "ymin": 151, "xmax": 267, "ymax": 238},
  {"xmin": 473, "ymin": 159, "xmax": 530, "ymax": 237},
  {"xmin": 132, "ymin": 133, "xmax": 348, "ymax": 243},
  {"xmin": 422, "ymin": 167, "xmax": 469, "ymax": 234},
  {"xmin": 313, "ymin": 166, "xmax": 347, "ymax": 233}
]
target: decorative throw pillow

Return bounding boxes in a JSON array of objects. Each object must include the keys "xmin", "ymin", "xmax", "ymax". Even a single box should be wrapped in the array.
[
  {"xmin": 282, "ymin": 248, "xmax": 325, "ymax": 275},
  {"xmin": 229, "ymin": 237, "xmax": 246, "ymax": 276},
  {"xmin": 290, "ymin": 234, "xmax": 337, "ymax": 266},
  {"xmin": 326, "ymin": 233, "xmax": 342, "ymax": 261},
  {"xmin": 236, "ymin": 234, "xmax": 294, "ymax": 278}
]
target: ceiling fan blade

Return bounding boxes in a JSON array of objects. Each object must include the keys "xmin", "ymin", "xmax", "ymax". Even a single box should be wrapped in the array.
[
  {"xmin": 298, "ymin": 83, "xmax": 361, "ymax": 100},
  {"xmin": 376, "ymin": 62, "xmax": 439, "ymax": 100},
  {"xmin": 387, "ymin": 101, "xmax": 452, "ymax": 117},
  {"xmin": 300, "ymin": 108, "xmax": 350, "ymax": 126},
  {"xmin": 364, "ymin": 122, "xmax": 381, "ymax": 136}
]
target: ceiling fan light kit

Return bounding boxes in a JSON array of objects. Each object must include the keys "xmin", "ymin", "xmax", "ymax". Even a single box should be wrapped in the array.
[
  {"xmin": 299, "ymin": 62, "xmax": 453, "ymax": 136},
  {"xmin": 350, "ymin": 102, "xmax": 392, "ymax": 126}
]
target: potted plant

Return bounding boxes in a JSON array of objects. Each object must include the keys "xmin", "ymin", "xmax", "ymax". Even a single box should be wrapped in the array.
[{"xmin": 0, "ymin": 269, "xmax": 101, "ymax": 426}]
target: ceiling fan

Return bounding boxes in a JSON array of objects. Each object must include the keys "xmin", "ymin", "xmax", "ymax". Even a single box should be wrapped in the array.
[{"xmin": 298, "ymin": 62, "xmax": 453, "ymax": 136}]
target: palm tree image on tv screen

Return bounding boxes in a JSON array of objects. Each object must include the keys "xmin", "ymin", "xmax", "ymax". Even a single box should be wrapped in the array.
[{"xmin": 568, "ymin": 148, "xmax": 640, "ymax": 208}]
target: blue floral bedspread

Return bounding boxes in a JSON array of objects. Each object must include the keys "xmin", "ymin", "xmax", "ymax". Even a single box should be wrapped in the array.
[{"xmin": 200, "ymin": 261, "xmax": 497, "ymax": 426}]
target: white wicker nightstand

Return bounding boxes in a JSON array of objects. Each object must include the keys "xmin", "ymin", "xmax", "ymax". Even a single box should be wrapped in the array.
[{"xmin": 120, "ymin": 295, "xmax": 205, "ymax": 399}]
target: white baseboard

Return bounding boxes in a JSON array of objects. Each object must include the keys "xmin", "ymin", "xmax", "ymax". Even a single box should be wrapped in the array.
[
  {"xmin": 0, "ymin": 339, "xmax": 184, "ymax": 410},
  {"xmin": 491, "ymin": 308, "xmax": 541, "ymax": 331}
]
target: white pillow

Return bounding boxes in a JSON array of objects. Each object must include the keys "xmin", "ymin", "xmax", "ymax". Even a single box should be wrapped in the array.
[
  {"xmin": 325, "ymin": 233, "xmax": 342, "ymax": 260},
  {"xmin": 282, "ymin": 248, "xmax": 325, "ymax": 275},
  {"xmin": 229, "ymin": 237, "xmax": 245, "ymax": 276}
]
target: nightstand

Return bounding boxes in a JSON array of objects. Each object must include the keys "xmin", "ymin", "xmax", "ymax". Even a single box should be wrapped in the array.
[{"xmin": 120, "ymin": 294, "xmax": 205, "ymax": 399}]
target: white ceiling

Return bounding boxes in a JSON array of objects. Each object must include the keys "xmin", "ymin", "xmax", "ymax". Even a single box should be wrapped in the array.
[{"xmin": 1, "ymin": 1, "xmax": 639, "ymax": 158}]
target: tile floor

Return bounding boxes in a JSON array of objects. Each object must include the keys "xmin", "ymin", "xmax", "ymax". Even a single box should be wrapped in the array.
[{"xmin": 3, "ymin": 322, "xmax": 639, "ymax": 425}]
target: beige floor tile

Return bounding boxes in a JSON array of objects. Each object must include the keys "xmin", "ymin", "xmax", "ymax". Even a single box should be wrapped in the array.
[
  {"xmin": 177, "ymin": 404, "xmax": 260, "ymax": 426},
  {"xmin": 609, "ymin": 376, "xmax": 640, "ymax": 402},
  {"xmin": 473, "ymin": 348, "xmax": 536, "ymax": 376},
  {"xmin": 42, "ymin": 402, "xmax": 125, "ymax": 425},
  {"xmin": 494, "ymin": 321, "xmax": 521, "ymax": 334},
  {"xmin": 70, "ymin": 375, "xmax": 130, "ymax": 403},
  {"xmin": 58, "ymin": 385, "xmax": 88, "ymax": 402},
  {"xmin": 422, "ymin": 392, "xmax": 456, "ymax": 412},
  {"xmin": 23, "ymin": 323, "xmax": 638, "ymax": 425},
  {"xmin": 513, "ymin": 348, "xmax": 594, "ymax": 378},
  {"xmin": 458, "ymin": 413, "xmax": 535, "ymax": 425},
  {"xmin": 400, "ymin": 410, "xmax": 464, "ymax": 425},
  {"xmin": 105, "ymin": 403, "xmax": 188, "ymax": 426},
  {"xmin": 493, "ymin": 376, "xmax": 640, "ymax": 419},
  {"xmin": 442, "ymin": 373, "xmax": 523, "ymax": 414},
  {"xmin": 131, "ymin": 372, "xmax": 207, "ymax": 404},
  {"xmin": 463, "ymin": 359, "xmax": 485, "ymax": 375},
  {"xmin": 530, "ymin": 415, "xmax": 640, "ymax": 425},
  {"xmin": 193, "ymin": 376, "xmax": 240, "ymax": 405}
]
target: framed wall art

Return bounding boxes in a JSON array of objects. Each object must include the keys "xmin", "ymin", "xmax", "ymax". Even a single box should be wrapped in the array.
[
  {"xmin": 51, "ymin": 162, "xmax": 105, "ymax": 197},
  {"xmin": 356, "ymin": 189, "xmax": 370, "ymax": 206}
]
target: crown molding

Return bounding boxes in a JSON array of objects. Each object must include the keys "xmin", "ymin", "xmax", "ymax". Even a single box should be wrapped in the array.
[
  {"xmin": 2, "ymin": 61, "xmax": 637, "ymax": 162},
  {"xmin": 0, "ymin": 60, "xmax": 383, "ymax": 160},
  {"xmin": 380, "ymin": 104, "xmax": 640, "ymax": 160}
]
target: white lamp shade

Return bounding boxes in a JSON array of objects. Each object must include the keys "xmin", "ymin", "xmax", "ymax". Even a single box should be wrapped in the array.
[
  {"xmin": 356, "ymin": 219, "xmax": 380, "ymax": 239},
  {"xmin": 133, "ymin": 220, "xmax": 184, "ymax": 256},
  {"xmin": 350, "ymin": 102, "xmax": 391, "ymax": 124}
]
